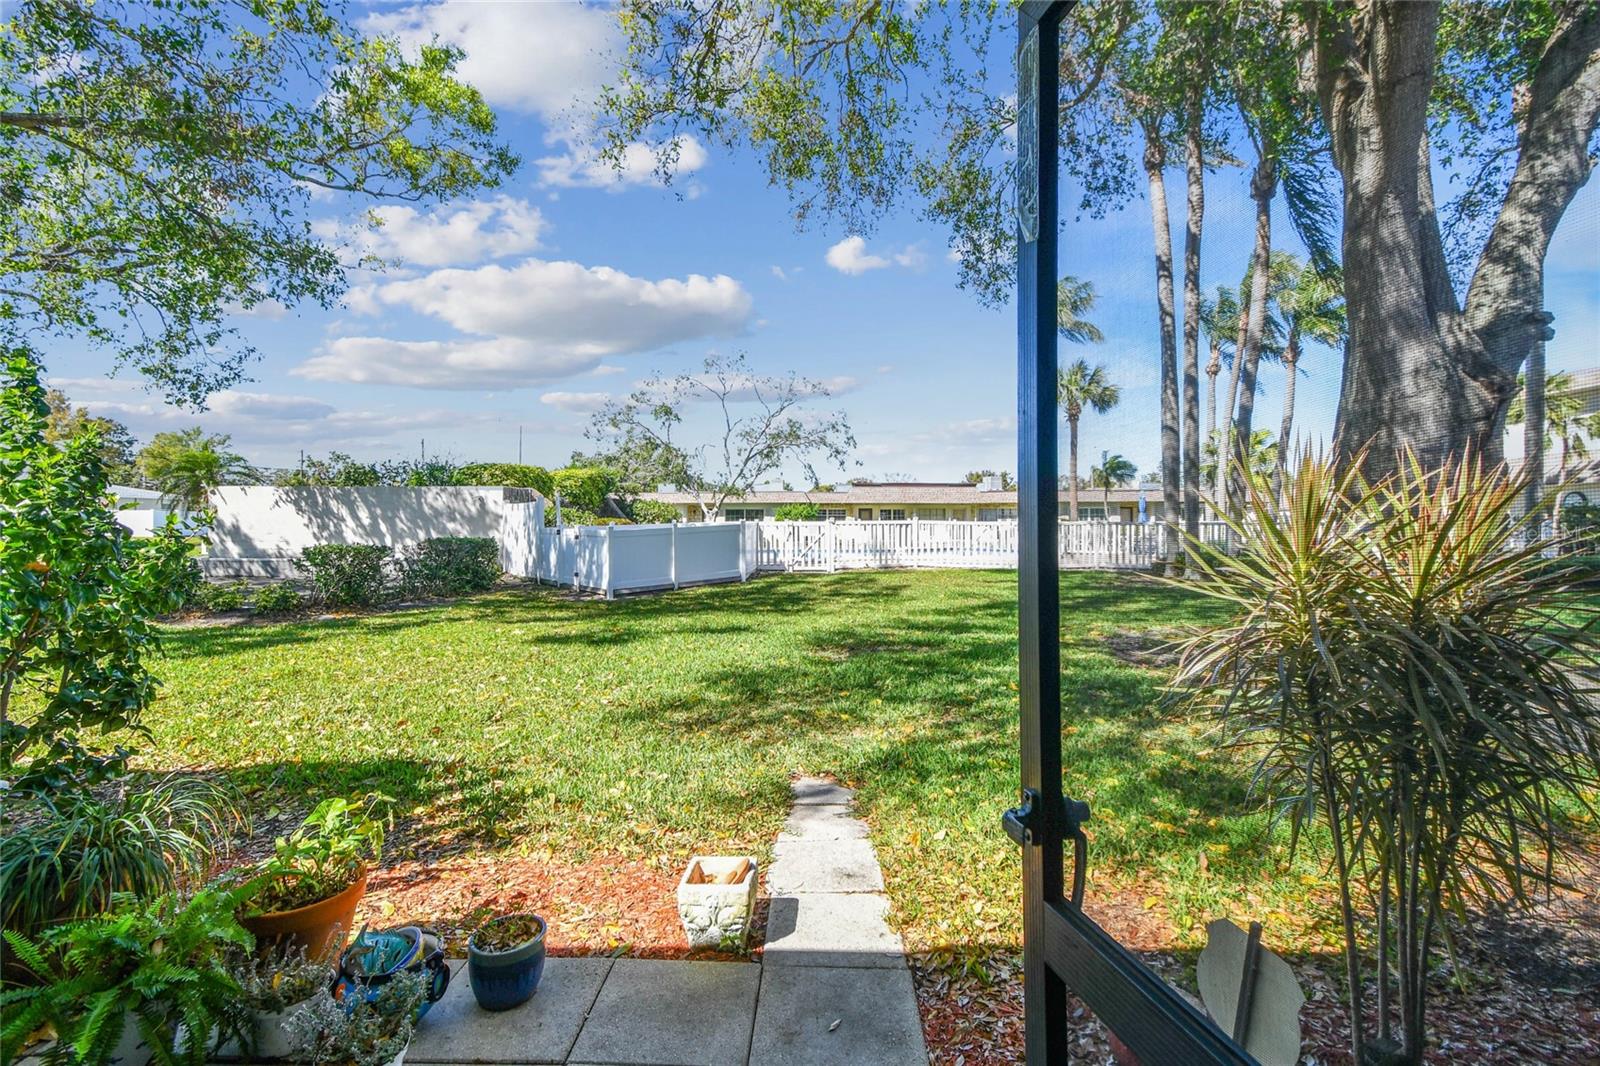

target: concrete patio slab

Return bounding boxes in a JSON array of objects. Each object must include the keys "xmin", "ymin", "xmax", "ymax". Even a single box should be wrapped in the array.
[
  {"xmin": 780, "ymin": 803, "xmax": 867, "ymax": 841},
  {"xmin": 409, "ymin": 957, "xmax": 613, "ymax": 1064},
  {"xmin": 566, "ymin": 959, "xmax": 760, "ymax": 1066},
  {"xmin": 789, "ymin": 778, "xmax": 854, "ymax": 806},
  {"xmin": 762, "ymin": 892, "xmax": 905, "ymax": 968},
  {"xmin": 748, "ymin": 965, "xmax": 927, "ymax": 1066},
  {"xmin": 767, "ymin": 838, "xmax": 884, "ymax": 894}
]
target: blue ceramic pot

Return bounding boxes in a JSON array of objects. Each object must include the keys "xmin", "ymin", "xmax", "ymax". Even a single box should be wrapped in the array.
[{"xmin": 467, "ymin": 915, "xmax": 547, "ymax": 1012}]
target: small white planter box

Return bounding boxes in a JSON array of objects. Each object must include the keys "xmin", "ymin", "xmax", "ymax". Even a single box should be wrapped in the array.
[{"xmin": 677, "ymin": 856, "xmax": 758, "ymax": 951}]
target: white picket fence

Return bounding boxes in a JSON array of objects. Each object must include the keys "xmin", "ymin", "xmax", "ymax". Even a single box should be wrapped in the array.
[{"xmin": 500, "ymin": 502, "xmax": 1237, "ymax": 597}]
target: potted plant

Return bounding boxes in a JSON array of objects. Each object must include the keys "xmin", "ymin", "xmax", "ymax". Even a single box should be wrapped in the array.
[
  {"xmin": 286, "ymin": 969, "xmax": 425, "ymax": 1066},
  {"xmin": 242, "ymin": 797, "xmax": 387, "ymax": 961},
  {"xmin": 676, "ymin": 856, "xmax": 757, "ymax": 951},
  {"xmin": 335, "ymin": 927, "xmax": 450, "ymax": 1018},
  {"xmin": 225, "ymin": 943, "xmax": 336, "ymax": 1059},
  {"xmin": 467, "ymin": 914, "xmax": 547, "ymax": 1011},
  {"xmin": 0, "ymin": 883, "xmax": 258, "ymax": 1065}
]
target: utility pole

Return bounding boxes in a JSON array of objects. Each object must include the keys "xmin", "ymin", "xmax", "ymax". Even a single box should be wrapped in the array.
[{"xmin": 518, "ymin": 425, "xmax": 524, "ymax": 465}]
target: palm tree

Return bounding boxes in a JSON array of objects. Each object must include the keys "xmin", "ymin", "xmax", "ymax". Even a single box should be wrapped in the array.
[
  {"xmin": 1509, "ymin": 371, "xmax": 1600, "ymax": 485},
  {"xmin": 1200, "ymin": 286, "xmax": 1240, "ymax": 499},
  {"xmin": 136, "ymin": 427, "xmax": 256, "ymax": 511},
  {"xmin": 1272, "ymin": 259, "xmax": 1345, "ymax": 496},
  {"xmin": 1055, "ymin": 275, "xmax": 1105, "ymax": 345},
  {"xmin": 1058, "ymin": 360, "xmax": 1120, "ymax": 521},
  {"xmin": 1090, "ymin": 452, "xmax": 1138, "ymax": 518}
]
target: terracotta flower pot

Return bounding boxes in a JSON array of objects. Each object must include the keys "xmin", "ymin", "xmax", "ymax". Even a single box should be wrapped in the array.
[{"xmin": 242, "ymin": 869, "xmax": 368, "ymax": 962}]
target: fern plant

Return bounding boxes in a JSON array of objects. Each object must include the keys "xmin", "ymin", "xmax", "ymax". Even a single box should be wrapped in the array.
[{"xmin": 0, "ymin": 881, "xmax": 263, "ymax": 1065}]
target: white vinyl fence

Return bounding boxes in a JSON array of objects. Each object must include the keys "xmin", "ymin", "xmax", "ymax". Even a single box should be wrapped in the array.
[{"xmin": 500, "ymin": 505, "xmax": 1237, "ymax": 597}]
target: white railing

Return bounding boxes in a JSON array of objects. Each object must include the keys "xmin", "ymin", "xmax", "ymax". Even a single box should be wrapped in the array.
[{"xmin": 499, "ymin": 507, "xmax": 1238, "ymax": 597}]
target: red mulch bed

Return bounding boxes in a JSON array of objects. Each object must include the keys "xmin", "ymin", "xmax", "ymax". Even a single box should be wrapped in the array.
[
  {"xmin": 352, "ymin": 853, "xmax": 759, "ymax": 963},
  {"xmin": 910, "ymin": 880, "xmax": 1600, "ymax": 1066}
]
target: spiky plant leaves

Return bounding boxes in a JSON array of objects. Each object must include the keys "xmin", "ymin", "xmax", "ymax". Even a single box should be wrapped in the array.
[{"xmin": 1172, "ymin": 449, "xmax": 1600, "ymax": 1066}]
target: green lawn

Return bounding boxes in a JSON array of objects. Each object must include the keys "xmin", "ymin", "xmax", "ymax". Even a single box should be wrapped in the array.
[{"xmin": 144, "ymin": 569, "xmax": 1343, "ymax": 958}]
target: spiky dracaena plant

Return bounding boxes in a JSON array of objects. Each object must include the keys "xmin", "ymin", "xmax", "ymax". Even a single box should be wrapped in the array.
[{"xmin": 1173, "ymin": 450, "xmax": 1600, "ymax": 1066}]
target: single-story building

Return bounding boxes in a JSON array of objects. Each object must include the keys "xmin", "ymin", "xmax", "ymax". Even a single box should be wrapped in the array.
[
  {"xmin": 636, "ymin": 480, "xmax": 1167, "ymax": 523},
  {"xmin": 110, "ymin": 484, "xmax": 176, "ymax": 536}
]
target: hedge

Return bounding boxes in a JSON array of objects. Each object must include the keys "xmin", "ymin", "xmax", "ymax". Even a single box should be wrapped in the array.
[
  {"xmin": 401, "ymin": 537, "xmax": 502, "ymax": 597},
  {"xmin": 628, "ymin": 499, "xmax": 680, "ymax": 524},
  {"xmin": 551, "ymin": 467, "xmax": 617, "ymax": 512},
  {"xmin": 455, "ymin": 463, "xmax": 555, "ymax": 497},
  {"xmin": 296, "ymin": 544, "xmax": 392, "ymax": 606}
]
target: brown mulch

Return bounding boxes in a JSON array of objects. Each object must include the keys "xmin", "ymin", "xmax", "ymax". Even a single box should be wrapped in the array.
[
  {"xmin": 351, "ymin": 852, "xmax": 760, "ymax": 962},
  {"xmin": 911, "ymin": 877, "xmax": 1600, "ymax": 1066}
]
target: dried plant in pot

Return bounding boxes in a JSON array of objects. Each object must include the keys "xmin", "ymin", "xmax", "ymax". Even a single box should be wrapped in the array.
[
  {"xmin": 467, "ymin": 914, "xmax": 547, "ymax": 1011},
  {"xmin": 286, "ymin": 969, "xmax": 424, "ymax": 1066},
  {"xmin": 224, "ymin": 943, "xmax": 336, "ymax": 1059}
]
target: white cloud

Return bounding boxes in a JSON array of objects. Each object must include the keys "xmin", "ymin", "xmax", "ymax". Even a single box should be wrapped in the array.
[
  {"xmin": 540, "ymin": 391, "xmax": 612, "ymax": 414},
  {"xmin": 296, "ymin": 337, "xmax": 599, "ymax": 390},
  {"xmin": 364, "ymin": 3, "xmax": 618, "ymax": 120},
  {"xmin": 824, "ymin": 236, "xmax": 927, "ymax": 275},
  {"xmin": 226, "ymin": 298, "xmax": 290, "ymax": 320},
  {"xmin": 770, "ymin": 266, "xmax": 788, "ymax": 281},
  {"xmin": 591, "ymin": 364, "xmax": 627, "ymax": 376},
  {"xmin": 826, "ymin": 236, "xmax": 889, "ymax": 275},
  {"xmin": 536, "ymin": 135, "xmax": 707, "ymax": 190},
  {"xmin": 294, "ymin": 259, "xmax": 753, "ymax": 390},
  {"xmin": 77, "ymin": 390, "xmax": 464, "ymax": 449},
  {"xmin": 316, "ymin": 196, "xmax": 546, "ymax": 269}
]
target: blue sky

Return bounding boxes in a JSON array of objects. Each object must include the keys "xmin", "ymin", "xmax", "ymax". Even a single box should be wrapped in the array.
[{"xmin": 42, "ymin": 3, "xmax": 1600, "ymax": 485}]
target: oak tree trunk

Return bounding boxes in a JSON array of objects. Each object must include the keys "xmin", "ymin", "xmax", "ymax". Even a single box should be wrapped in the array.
[{"xmin": 1307, "ymin": 3, "xmax": 1600, "ymax": 479}]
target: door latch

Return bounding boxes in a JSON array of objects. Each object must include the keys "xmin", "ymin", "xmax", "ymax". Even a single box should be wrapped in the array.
[{"xmin": 1002, "ymin": 789, "xmax": 1092, "ymax": 908}]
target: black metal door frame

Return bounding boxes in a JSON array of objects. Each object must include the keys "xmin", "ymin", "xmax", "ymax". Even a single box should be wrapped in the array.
[{"xmin": 1011, "ymin": 3, "xmax": 1257, "ymax": 1062}]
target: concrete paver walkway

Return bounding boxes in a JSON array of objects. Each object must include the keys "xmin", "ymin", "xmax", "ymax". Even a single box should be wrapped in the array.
[{"xmin": 402, "ymin": 777, "xmax": 927, "ymax": 1066}]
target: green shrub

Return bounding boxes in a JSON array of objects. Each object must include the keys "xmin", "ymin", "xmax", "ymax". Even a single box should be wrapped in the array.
[
  {"xmin": 1, "ymin": 775, "xmax": 243, "ymax": 935},
  {"xmin": 2, "ymin": 353, "xmax": 200, "ymax": 792},
  {"xmin": 628, "ymin": 499, "xmax": 680, "ymax": 524},
  {"xmin": 551, "ymin": 466, "xmax": 617, "ymax": 512},
  {"xmin": 454, "ymin": 463, "xmax": 554, "ymax": 496},
  {"xmin": 773, "ymin": 503, "xmax": 819, "ymax": 521},
  {"xmin": 0, "ymin": 882, "xmax": 260, "ymax": 1063},
  {"xmin": 400, "ymin": 537, "xmax": 501, "ymax": 597},
  {"xmin": 252, "ymin": 581, "xmax": 302, "ymax": 614},
  {"xmin": 296, "ymin": 545, "xmax": 392, "ymax": 607},
  {"xmin": 198, "ymin": 579, "xmax": 250, "ymax": 612}
]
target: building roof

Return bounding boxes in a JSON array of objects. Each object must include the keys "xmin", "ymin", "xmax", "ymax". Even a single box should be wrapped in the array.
[{"xmin": 638, "ymin": 484, "xmax": 1159, "ymax": 506}]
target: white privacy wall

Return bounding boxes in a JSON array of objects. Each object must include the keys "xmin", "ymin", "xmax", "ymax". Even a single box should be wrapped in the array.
[
  {"xmin": 498, "ymin": 514, "xmax": 753, "ymax": 597},
  {"xmin": 207, "ymin": 486, "xmax": 525, "ymax": 575}
]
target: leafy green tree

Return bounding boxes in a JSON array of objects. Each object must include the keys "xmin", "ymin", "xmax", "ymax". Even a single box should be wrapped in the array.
[
  {"xmin": 1057, "ymin": 361, "xmax": 1120, "ymax": 520},
  {"xmin": 1088, "ymin": 452, "xmax": 1137, "ymax": 518},
  {"xmin": 0, "ymin": 0, "xmax": 517, "ymax": 403},
  {"xmin": 1, "ymin": 353, "xmax": 199, "ymax": 792},
  {"xmin": 276, "ymin": 451, "xmax": 383, "ymax": 488},
  {"xmin": 551, "ymin": 467, "xmax": 620, "ymax": 514},
  {"xmin": 773, "ymin": 503, "xmax": 820, "ymax": 521},
  {"xmin": 629, "ymin": 499, "xmax": 683, "ymax": 524},
  {"xmin": 586, "ymin": 353, "xmax": 855, "ymax": 521},
  {"xmin": 136, "ymin": 428, "xmax": 255, "ymax": 510},
  {"xmin": 454, "ymin": 463, "xmax": 556, "ymax": 497},
  {"xmin": 600, "ymin": 2, "xmax": 1600, "ymax": 480},
  {"xmin": 43, "ymin": 389, "xmax": 138, "ymax": 481}
]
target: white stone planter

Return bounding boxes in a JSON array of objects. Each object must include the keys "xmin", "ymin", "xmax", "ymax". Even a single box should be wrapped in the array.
[{"xmin": 676, "ymin": 856, "xmax": 758, "ymax": 951}]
